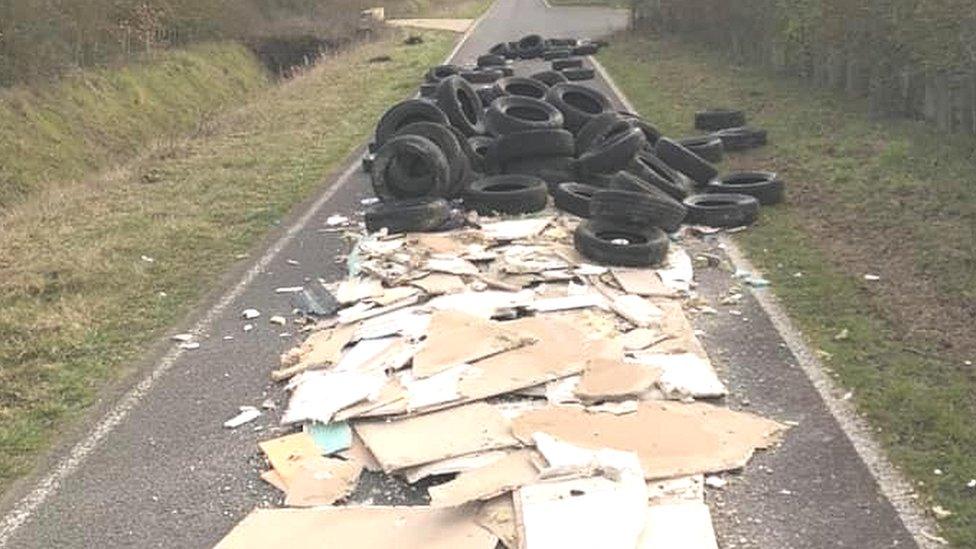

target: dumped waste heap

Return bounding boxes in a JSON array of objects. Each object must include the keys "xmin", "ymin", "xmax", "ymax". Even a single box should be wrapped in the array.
[{"xmin": 216, "ymin": 34, "xmax": 789, "ymax": 549}]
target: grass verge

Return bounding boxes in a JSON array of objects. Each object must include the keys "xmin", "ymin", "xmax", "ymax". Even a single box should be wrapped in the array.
[
  {"xmin": 600, "ymin": 32, "xmax": 976, "ymax": 545},
  {"xmin": 546, "ymin": 0, "xmax": 629, "ymax": 8},
  {"xmin": 0, "ymin": 29, "xmax": 455, "ymax": 494},
  {"xmin": 383, "ymin": 0, "xmax": 493, "ymax": 19}
]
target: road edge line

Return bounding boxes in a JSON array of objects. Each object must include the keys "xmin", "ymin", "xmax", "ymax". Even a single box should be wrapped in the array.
[{"xmin": 590, "ymin": 54, "xmax": 941, "ymax": 548}]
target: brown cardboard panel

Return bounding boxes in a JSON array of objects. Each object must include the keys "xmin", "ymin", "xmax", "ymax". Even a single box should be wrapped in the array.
[
  {"xmin": 214, "ymin": 506, "xmax": 498, "ymax": 549},
  {"xmin": 412, "ymin": 273, "xmax": 468, "ymax": 295},
  {"xmin": 272, "ymin": 323, "xmax": 357, "ymax": 381},
  {"xmin": 258, "ymin": 432, "xmax": 321, "ymax": 485},
  {"xmin": 511, "ymin": 403, "xmax": 785, "ymax": 479},
  {"xmin": 429, "ymin": 450, "xmax": 541, "ymax": 507},
  {"xmin": 353, "ymin": 402, "xmax": 520, "ymax": 472},
  {"xmin": 612, "ymin": 269, "xmax": 677, "ymax": 298},
  {"xmin": 283, "ymin": 457, "xmax": 362, "ymax": 507},
  {"xmin": 413, "ymin": 310, "xmax": 533, "ymax": 378}
]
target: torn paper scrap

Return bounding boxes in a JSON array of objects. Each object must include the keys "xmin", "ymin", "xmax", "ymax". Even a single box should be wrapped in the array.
[
  {"xmin": 353, "ymin": 402, "xmax": 520, "ymax": 472},
  {"xmin": 214, "ymin": 506, "xmax": 498, "ymax": 549},
  {"xmin": 511, "ymin": 402, "xmax": 786, "ymax": 479}
]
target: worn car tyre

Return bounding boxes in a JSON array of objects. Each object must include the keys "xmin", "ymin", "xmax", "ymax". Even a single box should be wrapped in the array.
[
  {"xmin": 712, "ymin": 126, "xmax": 767, "ymax": 151},
  {"xmin": 552, "ymin": 58, "xmax": 583, "ymax": 71},
  {"xmin": 683, "ymin": 193, "xmax": 760, "ymax": 227},
  {"xmin": 494, "ymin": 129, "xmax": 575, "ymax": 163},
  {"xmin": 576, "ymin": 112, "xmax": 628, "ymax": 154},
  {"xmin": 490, "ymin": 42, "xmax": 517, "ymax": 59},
  {"xmin": 467, "ymin": 135, "xmax": 495, "ymax": 173},
  {"xmin": 503, "ymin": 156, "xmax": 576, "ymax": 185},
  {"xmin": 464, "ymin": 174, "xmax": 548, "ymax": 215},
  {"xmin": 435, "ymin": 75, "xmax": 486, "ymax": 137},
  {"xmin": 627, "ymin": 151, "xmax": 688, "ymax": 200},
  {"xmin": 419, "ymin": 83, "xmax": 438, "ymax": 98},
  {"xmin": 492, "ymin": 76, "xmax": 549, "ymax": 100},
  {"xmin": 561, "ymin": 67, "xmax": 595, "ymax": 81},
  {"xmin": 618, "ymin": 112, "xmax": 662, "ymax": 146},
  {"xmin": 364, "ymin": 197, "xmax": 451, "ymax": 233},
  {"xmin": 678, "ymin": 136, "xmax": 724, "ymax": 163},
  {"xmin": 571, "ymin": 43, "xmax": 600, "ymax": 56},
  {"xmin": 707, "ymin": 171, "xmax": 784, "ymax": 205},
  {"xmin": 371, "ymin": 135, "xmax": 451, "ymax": 200},
  {"xmin": 654, "ymin": 137, "xmax": 718, "ymax": 186},
  {"xmin": 592, "ymin": 186, "xmax": 686, "ymax": 232},
  {"xmin": 694, "ymin": 109, "xmax": 746, "ymax": 131},
  {"xmin": 574, "ymin": 219, "xmax": 669, "ymax": 267},
  {"xmin": 477, "ymin": 53, "xmax": 506, "ymax": 68},
  {"xmin": 516, "ymin": 34, "xmax": 546, "ymax": 59},
  {"xmin": 543, "ymin": 48, "xmax": 572, "ymax": 60},
  {"xmin": 544, "ymin": 83, "xmax": 612, "ymax": 133},
  {"xmin": 531, "ymin": 70, "xmax": 569, "ymax": 87},
  {"xmin": 577, "ymin": 126, "xmax": 646, "ymax": 175},
  {"xmin": 394, "ymin": 121, "xmax": 466, "ymax": 196},
  {"xmin": 553, "ymin": 182, "xmax": 599, "ymax": 217},
  {"xmin": 485, "ymin": 95, "xmax": 564, "ymax": 136},
  {"xmin": 426, "ymin": 64, "xmax": 461, "ymax": 83},
  {"xmin": 477, "ymin": 86, "xmax": 501, "ymax": 108},
  {"xmin": 375, "ymin": 100, "xmax": 449, "ymax": 146},
  {"xmin": 547, "ymin": 38, "xmax": 578, "ymax": 47},
  {"xmin": 461, "ymin": 69, "xmax": 504, "ymax": 84}
]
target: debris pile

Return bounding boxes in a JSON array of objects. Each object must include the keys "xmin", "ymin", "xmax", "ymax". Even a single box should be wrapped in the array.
[
  {"xmin": 216, "ymin": 34, "xmax": 791, "ymax": 549},
  {"xmin": 364, "ymin": 34, "xmax": 783, "ymax": 271}
]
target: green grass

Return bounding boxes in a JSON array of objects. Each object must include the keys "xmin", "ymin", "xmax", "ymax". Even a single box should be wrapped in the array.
[
  {"xmin": 0, "ymin": 43, "xmax": 268, "ymax": 209},
  {"xmin": 0, "ymin": 29, "xmax": 455, "ymax": 493},
  {"xmin": 547, "ymin": 0, "xmax": 629, "ymax": 8},
  {"xmin": 600, "ymin": 32, "xmax": 976, "ymax": 545},
  {"xmin": 382, "ymin": 0, "xmax": 493, "ymax": 19}
]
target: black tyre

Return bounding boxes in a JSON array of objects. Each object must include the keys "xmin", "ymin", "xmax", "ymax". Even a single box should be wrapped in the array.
[
  {"xmin": 591, "ymin": 187, "xmax": 686, "ymax": 232},
  {"xmin": 361, "ymin": 153, "xmax": 374, "ymax": 173},
  {"xmin": 574, "ymin": 219, "xmax": 669, "ymax": 267},
  {"xmin": 394, "ymin": 122, "xmax": 466, "ymax": 197},
  {"xmin": 485, "ymin": 95, "xmax": 564, "ymax": 136},
  {"xmin": 543, "ymin": 48, "xmax": 572, "ymax": 60},
  {"xmin": 375, "ymin": 100, "xmax": 449, "ymax": 146},
  {"xmin": 531, "ymin": 70, "xmax": 569, "ymax": 87},
  {"xmin": 477, "ymin": 86, "xmax": 500, "ymax": 108},
  {"xmin": 477, "ymin": 53, "xmax": 506, "ymax": 68},
  {"xmin": 571, "ymin": 43, "xmax": 600, "ymax": 56},
  {"xmin": 503, "ymin": 156, "xmax": 577, "ymax": 185},
  {"xmin": 547, "ymin": 38, "xmax": 578, "ymax": 47},
  {"xmin": 627, "ymin": 151, "xmax": 688, "ymax": 200},
  {"xmin": 618, "ymin": 112, "xmax": 662, "ymax": 146},
  {"xmin": 552, "ymin": 58, "xmax": 584, "ymax": 71},
  {"xmin": 372, "ymin": 135, "xmax": 451, "ymax": 200},
  {"xmin": 544, "ymin": 83, "xmax": 612, "ymax": 133},
  {"xmin": 426, "ymin": 64, "xmax": 461, "ymax": 83},
  {"xmin": 419, "ymin": 83, "xmax": 438, "ymax": 98},
  {"xmin": 517, "ymin": 34, "xmax": 546, "ymax": 59},
  {"xmin": 464, "ymin": 174, "xmax": 548, "ymax": 215},
  {"xmin": 577, "ymin": 126, "xmax": 646, "ymax": 175},
  {"xmin": 694, "ymin": 109, "xmax": 746, "ymax": 131},
  {"xmin": 467, "ymin": 135, "xmax": 495, "ymax": 173},
  {"xmin": 490, "ymin": 42, "xmax": 517, "ymax": 59},
  {"xmin": 365, "ymin": 198, "xmax": 451, "ymax": 233},
  {"xmin": 561, "ymin": 68, "xmax": 595, "ymax": 81},
  {"xmin": 435, "ymin": 75, "xmax": 486, "ymax": 137},
  {"xmin": 553, "ymin": 182, "xmax": 599, "ymax": 217},
  {"xmin": 492, "ymin": 76, "xmax": 549, "ymax": 100},
  {"xmin": 577, "ymin": 112, "xmax": 627, "ymax": 154},
  {"xmin": 706, "ymin": 171, "xmax": 784, "ymax": 205},
  {"xmin": 654, "ymin": 137, "xmax": 718, "ymax": 186},
  {"xmin": 461, "ymin": 69, "xmax": 504, "ymax": 84},
  {"xmin": 683, "ymin": 193, "xmax": 760, "ymax": 227},
  {"xmin": 678, "ymin": 136, "xmax": 724, "ymax": 163},
  {"xmin": 495, "ymin": 129, "xmax": 575, "ymax": 163},
  {"xmin": 712, "ymin": 126, "xmax": 767, "ymax": 151}
]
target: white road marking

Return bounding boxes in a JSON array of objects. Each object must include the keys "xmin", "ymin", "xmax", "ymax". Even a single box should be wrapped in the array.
[
  {"xmin": 0, "ymin": 15, "xmax": 492, "ymax": 543},
  {"xmin": 591, "ymin": 55, "xmax": 940, "ymax": 548}
]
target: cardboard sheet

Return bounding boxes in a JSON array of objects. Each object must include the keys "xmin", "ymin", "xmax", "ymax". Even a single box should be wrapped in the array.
[
  {"xmin": 353, "ymin": 402, "xmax": 520, "ymax": 472},
  {"xmin": 283, "ymin": 457, "xmax": 362, "ymax": 507},
  {"xmin": 574, "ymin": 358, "xmax": 660, "ymax": 401},
  {"xmin": 258, "ymin": 433, "xmax": 322, "ymax": 485},
  {"xmin": 412, "ymin": 273, "xmax": 467, "ymax": 295},
  {"xmin": 511, "ymin": 402, "xmax": 785, "ymax": 479},
  {"xmin": 610, "ymin": 295, "xmax": 662, "ymax": 327},
  {"xmin": 400, "ymin": 450, "xmax": 510, "ymax": 484},
  {"xmin": 214, "ymin": 506, "xmax": 498, "ymax": 549},
  {"xmin": 429, "ymin": 450, "xmax": 540, "ymax": 507},
  {"xmin": 272, "ymin": 324, "xmax": 356, "ymax": 380},
  {"xmin": 629, "ymin": 353, "xmax": 727, "ymax": 399},
  {"xmin": 413, "ymin": 310, "xmax": 533, "ymax": 378},
  {"xmin": 612, "ymin": 269, "xmax": 676, "ymax": 298}
]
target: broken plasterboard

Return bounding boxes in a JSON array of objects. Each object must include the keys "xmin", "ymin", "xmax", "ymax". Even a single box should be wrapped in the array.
[
  {"xmin": 480, "ymin": 218, "xmax": 551, "ymax": 241},
  {"xmin": 272, "ymin": 323, "xmax": 357, "ymax": 381},
  {"xmin": 637, "ymin": 502, "xmax": 718, "ymax": 549},
  {"xmin": 611, "ymin": 269, "xmax": 676, "ymax": 298},
  {"xmin": 646, "ymin": 475, "xmax": 704, "ymax": 506},
  {"xmin": 400, "ymin": 450, "xmax": 511, "ymax": 484},
  {"xmin": 656, "ymin": 246, "xmax": 694, "ymax": 293},
  {"xmin": 574, "ymin": 358, "xmax": 660, "ymax": 402},
  {"xmin": 429, "ymin": 450, "xmax": 541, "ymax": 507},
  {"xmin": 511, "ymin": 402, "xmax": 786, "ymax": 480},
  {"xmin": 610, "ymin": 295, "xmax": 662, "ymax": 328},
  {"xmin": 353, "ymin": 402, "xmax": 520, "ymax": 472},
  {"xmin": 282, "ymin": 457, "xmax": 362, "ymax": 507},
  {"xmin": 411, "ymin": 273, "xmax": 467, "ymax": 295},
  {"xmin": 336, "ymin": 276, "xmax": 384, "ymax": 305},
  {"xmin": 214, "ymin": 506, "xmax": 498, "ymax": 549},
  {"xmin": 412, "ymin": 310, "xmax": 534, "ymax": 378},
  {"xmin": 628, "ymin": 353, "xmax": 727, "ymax": 399},
  {"xmin": 476, "ymin": 496, "xmax": 519, "ymax": 549},
  {"xmin": 281, "ymin": 369, "xmax": 387, "ymax": 424}
]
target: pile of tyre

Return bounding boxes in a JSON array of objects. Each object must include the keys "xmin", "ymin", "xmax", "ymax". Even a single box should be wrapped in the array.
[{"xmin": 364, "ymin": 34, "xmax": 783, "ymax": 268}]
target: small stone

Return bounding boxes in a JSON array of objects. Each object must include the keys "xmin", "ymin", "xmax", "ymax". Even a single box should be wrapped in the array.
[
  {"xmin": 863, "ymin": 274, "xmax": 881, "ymax": 281},
  {"xmin": 241, "ymin": 308, "xmax": 261, "ymax": 319},
  {"xmin": 243, "ymin": 324, "xmax": 254, "ymax": 332},
  {"xmin": 269, "ymin": 315, "xmax": 287, "ymax": 326}
]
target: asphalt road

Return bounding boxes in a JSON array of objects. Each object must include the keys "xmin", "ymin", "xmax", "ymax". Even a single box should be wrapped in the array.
[{"xmin": 0, "ymin": 0, "xmax": 919, "ymax": 547}]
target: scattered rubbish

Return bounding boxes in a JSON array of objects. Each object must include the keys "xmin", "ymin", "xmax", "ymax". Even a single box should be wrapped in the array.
[
  {"xmin": 863, "ymin": 274, "xmax": 881, "ymax": 281},
  {"xmin": 834, "ymin": 328, "xmax": 849, "ymax": 341},
  {"xmin": 242, "ymin": 308, "xmax": 261, "ymax": 320},
  {"xmin": 275, "ymin": 286, "xmax": 304, "ymax": 294},
  {"xmin": 224, "ymin": 406, "xmax": 262, "ymax": 429},
  {"xmin": 141, "ymin": 255, "xmax": 155, "ymax": 263},
  {"xmin": 932, "ymin": 505, "xmax": 952, "ymax": 519},
  {"xmin": 171, "ymin": 333, "xmax": 193, "ymax": 343},
  {"xmin": 178, "ymin": 341, "xmax": 200, "ymax": 350},
  {"xmin": 270, "ymin": 315, "xmax": 287, "ymax": 326},
  {"xmin": 704, "ymin": 476, "xmax": 727, "ymax": 489},
  {"xmin": 326, "ymin": 214, "xmax": 350, "ymax": 226}
]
